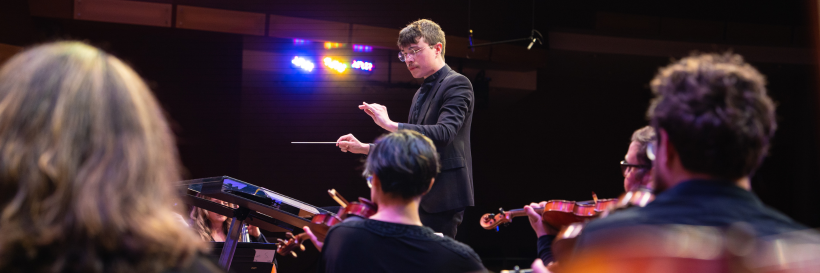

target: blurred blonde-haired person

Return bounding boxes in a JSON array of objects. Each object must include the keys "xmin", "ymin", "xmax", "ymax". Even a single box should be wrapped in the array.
[{"xmin": 0, "ymin": 41, "xmax": 222, "ymax": 273}]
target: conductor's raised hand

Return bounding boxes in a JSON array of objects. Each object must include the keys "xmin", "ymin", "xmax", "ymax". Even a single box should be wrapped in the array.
[
  {"xmin": 359, "ymin": 102, "xmax": 398, "ymax": 132},
  {"xmin": 336, "ymin": 134, "xmax": 370, "ymax": 154}
]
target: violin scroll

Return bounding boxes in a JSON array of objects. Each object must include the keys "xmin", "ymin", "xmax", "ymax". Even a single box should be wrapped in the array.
[
  {"xmin": 479, "ymin": 207, "xmax": 513, "ymax": 230},
  {"xmin": 276, "ymin": 232, "xmax": 310, "ymax": 257}
]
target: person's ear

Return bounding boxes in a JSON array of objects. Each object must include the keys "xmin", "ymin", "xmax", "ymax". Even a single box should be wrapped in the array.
[
  {"xmin": 371, "ymin": 175, "xmax": 382, "ymax": 191},
  {"xmin": 425, "ymin": 178, "xmax": 435, "ymax": 194},
  {"xmin": 435, "ymin": 43, "xmax": 442, "ymax": 56}
]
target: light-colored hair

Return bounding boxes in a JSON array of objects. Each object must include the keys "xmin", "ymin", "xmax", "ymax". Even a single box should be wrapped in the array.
[
  {"xmin": 630, "ymin": 126, "xmax": 656, "ymax": 166},
  {"xmin": 0, "ymin": 41, "xmax": 207, "ymax": 273}
]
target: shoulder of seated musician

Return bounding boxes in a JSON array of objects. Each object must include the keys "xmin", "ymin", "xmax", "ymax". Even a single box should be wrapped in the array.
[
  {"xmin": 328, "ymin": 219, "xmax": 482, "ymax": 263},
  {"xmin": 581, "ymin": 206, "xmax": 645, "ymax": 235}
]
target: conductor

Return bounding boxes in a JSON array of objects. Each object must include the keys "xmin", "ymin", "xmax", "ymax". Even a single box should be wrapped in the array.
[{"xmin": 336, "ymin": 19, "xmax": 474, "ymax": 238}]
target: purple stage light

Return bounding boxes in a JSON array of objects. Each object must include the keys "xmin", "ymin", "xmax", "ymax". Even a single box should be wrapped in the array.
[{"xmin": 352, "ymin": 44, "xmax": 373, "ymax": 52}]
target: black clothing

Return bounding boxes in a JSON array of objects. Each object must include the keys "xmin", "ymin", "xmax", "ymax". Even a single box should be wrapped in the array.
[
  {"xmin": 418, "ymin": 207, "xmax": 465, "ymax": 238},
  {"xmin": 249, "ymin": 233, "xmax": 268, "ymax": 243},
  {"xmin": 318, "ymin": 219, "xmax": 487, "ymax": 273},
  {"xmin": 576, "ymin": 179, "xmax": 810, "ymax": 250},
  {"xmin": 410, "ymin": 67, "xmax": 446, "ymax": 122},
  {"xmin": 164, "ymin": 255, "xmax": 225, "ymax": 273},
  {"xmin": 536, "ymin": 234, "xmax": 557, "ymax": 264},
  {"xmin": 399, "ymin": 64, "xmax": 475, "ymax": 214}
]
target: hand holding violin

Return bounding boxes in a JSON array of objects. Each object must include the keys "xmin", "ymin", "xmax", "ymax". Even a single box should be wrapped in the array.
[
  {"xmin": 303, "ymin": 226, "xmax": 323, "ymax": 252},
  {"xmin": 524, "ymin": 202, "xmax": 559, "ymax": 238},
  {"xmin": 275, "ymin": 190, "xmax": 376, "ymax": 257}
]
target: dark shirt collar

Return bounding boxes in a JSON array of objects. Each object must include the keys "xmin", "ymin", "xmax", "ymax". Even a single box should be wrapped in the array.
[
  {"xmin": 654, "ymin": 179, "xmax": 761, "ymax": 206},
  {"xmin": 423, "ymin": 64, "xmax": 449, "ymax": 85}
]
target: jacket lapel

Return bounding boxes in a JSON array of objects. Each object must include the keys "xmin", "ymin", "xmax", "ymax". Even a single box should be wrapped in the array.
[{"xmin": 408, "ymin": 90, "xmax": 421, "ymax": 124}]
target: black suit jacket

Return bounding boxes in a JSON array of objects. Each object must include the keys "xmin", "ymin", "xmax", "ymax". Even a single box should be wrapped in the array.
[{"xmin": 399, "ymin": 65, "xmax": 474, "ymax": 213}]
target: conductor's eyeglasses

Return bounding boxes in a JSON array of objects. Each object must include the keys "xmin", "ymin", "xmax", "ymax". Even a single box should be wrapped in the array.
[{"xmin": 398, "ymin": 45, "xmax": 434, "ymax": 62}]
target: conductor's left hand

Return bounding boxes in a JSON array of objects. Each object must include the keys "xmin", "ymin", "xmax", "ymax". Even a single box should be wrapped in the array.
[{"xmin": 359, "ymin": 102, "xmax": 398, "ymax": 132}]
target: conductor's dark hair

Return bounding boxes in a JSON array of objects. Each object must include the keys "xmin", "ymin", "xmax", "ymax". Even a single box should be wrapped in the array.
[
  {"xmin": 364, "ymin": 130, "xmax": 440, "ymax": 200},
  {"xmin": 397, "ymin": 19, "xmax": 446, "ymax": 59},
  {"xmin": 648, "ymin": 52, "xmax": 776, "ymax": 180}
]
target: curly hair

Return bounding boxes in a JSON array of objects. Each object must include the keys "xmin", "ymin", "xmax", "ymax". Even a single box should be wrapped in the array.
[
  {"xmin": 0, "ymin": 41, "xmax": 207, "ymax": 273},
  {"xmin": 647, "ymin": 52, "xmax": 776, "ymax": 180}
]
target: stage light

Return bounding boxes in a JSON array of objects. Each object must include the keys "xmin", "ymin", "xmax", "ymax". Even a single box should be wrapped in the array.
[
  {"xmin": 351, "ymin": 60, "xmax": 373, "ymax": 72},
  {"xmin": 352, "ymin": 44, "xmax": 373, "ymax": 52},
  {"xmin": 291, "ymin": 56, "xmax": 315, "ymax": 72},
  {"xmin": 323, "ymin": 57, "xmax": 346, "ymax": 73},
  {"xmin": 293, "ymin": 39, "xmax": 310, "ymax": 45},
  {"xmin": 324, "ymin": 42, "xmax": 344, "ymax": 50}
]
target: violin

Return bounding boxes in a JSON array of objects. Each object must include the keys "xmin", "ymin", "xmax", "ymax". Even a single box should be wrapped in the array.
[
  {"xmin": 275, "ymin": 189, "xmax": 376, "ymax": 257},
  {"xmin": 552, "ymin": 186, "xmax": 655, "ymax": 262},
  {"xmin": 480, "ymin": 192, "xmax": 617, "ymax": 231}
]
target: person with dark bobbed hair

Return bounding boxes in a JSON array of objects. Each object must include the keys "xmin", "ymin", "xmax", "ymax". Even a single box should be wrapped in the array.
[
  {"xmin": 0, "ymin": 41, "xmax": 223, "ymax": 273},
  {"xmin": 315, "ymin": 130, "xmax": 486, "ymax": 273}
]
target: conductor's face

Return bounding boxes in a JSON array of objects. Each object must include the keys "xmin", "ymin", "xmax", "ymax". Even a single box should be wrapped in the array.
[{"xmin": 401, "ymin": 37, "xmax": 441, "ymax": 79}]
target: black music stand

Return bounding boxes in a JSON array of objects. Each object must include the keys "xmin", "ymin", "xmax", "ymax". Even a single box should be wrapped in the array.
[
  {"xmin": 181, "ymin": 176, "xmax": 333, "ymax": 272},
  {"xmin": 209, "ymin": 242, "xmax": 278, "ymax": 273}
]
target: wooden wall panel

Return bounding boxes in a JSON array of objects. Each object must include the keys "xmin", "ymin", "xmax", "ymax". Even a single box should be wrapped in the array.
[
  {"xmin": 268, "ymin": 15, "xmax": 349, "ymax": 43},
  {"xmin": 549, "ymin": 31, "xmax": 812, "ymax": 65},
  {"xmin": 74, "ymin": 0, "xmax": 171, "ymax": 27},
  {"xmin": 176, "ymin": 5, "xmax": 265, "ymax": 36},
  {"xmin": 351, "ymin": 24, "xmax": 399, "ymax": 49},
  {"xmin": 447, "ymin": 35, "xmax": 491, "ymax": 61},
  {"xmin": 29, "ymin": 0, "xmax": 73, "ymax": 19}
]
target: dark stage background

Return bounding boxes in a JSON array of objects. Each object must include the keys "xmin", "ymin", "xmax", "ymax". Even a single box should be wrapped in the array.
[{"xmin": 2, "ymin": 1, "xmax": 819, "ymax": 272}]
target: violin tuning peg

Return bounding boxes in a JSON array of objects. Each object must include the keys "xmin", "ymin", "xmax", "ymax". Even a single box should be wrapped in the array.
[
  {"xmin": 290, "ymin": 251, "xmax": 297, "ymax": 258},
  {"xmin": 498, "ymin": 207, "xmax": 504, "ymax": 213},
  {"xmin": 299, "ymin": 244, "xmax": 306, "ymax": 251}
]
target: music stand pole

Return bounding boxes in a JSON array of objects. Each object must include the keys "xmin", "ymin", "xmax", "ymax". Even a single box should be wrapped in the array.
[{"xmin": 218, "ymin": 207, "xmax": 250, "ymax": 271}]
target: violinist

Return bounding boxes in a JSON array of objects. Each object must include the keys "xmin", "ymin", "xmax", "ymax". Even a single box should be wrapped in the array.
[
  {"xmin": 532, "ymin": 52, "xmax": 820, "ymax": 272},
  {"xmin": 189, "ymin": 195, "xmax": 269, "ymax": 243},
  {"xmin": 318, "ymin": 130, "xmax": 486, "ymax": 273},
  {"xmin": 523, "ymin": 126, "xmax": 656, "ymax": 265}
]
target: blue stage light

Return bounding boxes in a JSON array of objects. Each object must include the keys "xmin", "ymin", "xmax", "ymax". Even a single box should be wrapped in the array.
[
  {"xmin": 291, "ymin": 56, "xmax": 315, "ymax": 72},
  {"xmin": 351, "ymin": 60, "xmax": 373, "ymax": 72},
  {"xmin": 352, "ymin": 44, "xmax": 373, "ymax": 52},
  {"xmin": 293, "ymin": 39, "xmax": 310, "ymax": 45}
]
